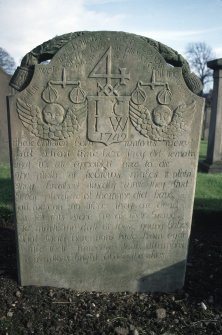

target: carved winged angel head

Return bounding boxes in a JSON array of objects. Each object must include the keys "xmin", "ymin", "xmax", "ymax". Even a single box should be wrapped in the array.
[
  {"xmin": 16, "ymin": 98, "xmax": 87, "ymax": 140},
  {"xmin": 42, "ymin": 103, "xmax": 65, "ymax": 125},
  {"xmin": 152, "ymin": 105, "xmax": 173, "ymax": 127}
]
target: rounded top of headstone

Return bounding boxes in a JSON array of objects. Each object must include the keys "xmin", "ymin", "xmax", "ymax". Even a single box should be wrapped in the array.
[{"xmin": 10, "ymin": 31, "xmax": 202, "ymax": 95}]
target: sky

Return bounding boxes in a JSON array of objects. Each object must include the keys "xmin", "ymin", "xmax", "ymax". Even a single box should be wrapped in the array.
[{"xmin": 0, "ymin": 0, "xmax": 222, "ymax": 66}]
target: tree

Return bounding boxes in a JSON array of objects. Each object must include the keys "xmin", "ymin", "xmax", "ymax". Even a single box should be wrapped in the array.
[
  {"xmin": 185, "ymin": 42, "xmax": 215, "ymax": 92},
  {"xmin": 0, "ymin": 47, "xmax": 16, "ymax": 75}
]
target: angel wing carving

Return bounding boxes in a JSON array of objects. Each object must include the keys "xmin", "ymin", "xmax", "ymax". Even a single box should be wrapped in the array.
[
  {"xmin": 129, "ymin": 100, "xmax": 196, "ymax": 141},
  {"xmin": 17, "ymin": 98, "xmax": 87, "ymax": 140}
]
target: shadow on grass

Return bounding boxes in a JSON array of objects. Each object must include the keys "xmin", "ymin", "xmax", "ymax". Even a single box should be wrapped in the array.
[
  {"xmin": 0, "ymin": 177, "xmax": 13, "ymax": 218},
  {"xmin": 0, "ymin": 227, "xmax": 17, "ymax": 280},
  {"xmin": 194, "ymin": 198, "xmax": 222, "ymax": 211},
  {"xmin": 193, "ymin": 198, "xmax": 222, "ymax": 225}
]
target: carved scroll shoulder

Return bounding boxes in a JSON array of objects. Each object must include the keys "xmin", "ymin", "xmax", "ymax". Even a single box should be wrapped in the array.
[{"xmin": 10, "ymin": 32, "xmax": 202, "ymax": 94}]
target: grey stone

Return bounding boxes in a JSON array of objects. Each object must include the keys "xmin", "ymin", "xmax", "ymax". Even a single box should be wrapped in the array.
[
  {"xmin": 200, "ymin": 302, "xmax": 207, "ymax": 310},
  {"xmin": 200, "ymin": 58, "xmax": 222, "ymax": 172},
  {"xmin": 0, "ymin": 67, "xmax": 11, "ymax": 164},
  {"xmin": 156, "ymin": 308, "xmax": 167, "ymax": 319},
  {"xmin": 8, "ymin": 31, "xmax": 204, "ymax": 292},
  {"xmin": 15, "ymin": 290, "xmax": 22, "ymax": 298},
  {"xmin": 7, "ymin": 311, "xmax": 13, "ymax": 318}
]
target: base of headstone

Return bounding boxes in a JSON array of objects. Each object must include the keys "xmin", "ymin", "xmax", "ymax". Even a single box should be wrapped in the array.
[{"xmin": 199, "ymin": 160, "xmax": 222, "ymax": 173}]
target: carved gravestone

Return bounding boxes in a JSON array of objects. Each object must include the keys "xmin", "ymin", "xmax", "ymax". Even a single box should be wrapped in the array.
[{"xmin": 8, "ymin": 32, "xmax": 204, "ymax": 292}]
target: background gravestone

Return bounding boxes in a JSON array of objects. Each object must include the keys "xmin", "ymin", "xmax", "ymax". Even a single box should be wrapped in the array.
[
  {"xmin": 8, "ymin": 31, "xmax": 204, "ymax": 292},
  {"xmin": 202, "ymin": 106, "xmax": 211, "ymax": 140},
  {"xmin": 201, "ymin": 91, "xmax": 212, "ymax": 141},
  {"xmin": 200, "ymin": 58, "xmax": 222, "ymax": 172},
  {"xmin": 0, "ymin": 67, "xmax": 11, "ymax": 164}
]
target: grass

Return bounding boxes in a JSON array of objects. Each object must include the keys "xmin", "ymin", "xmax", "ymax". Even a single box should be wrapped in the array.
[
  {"xmin": 0, "ymin": 162, "xmax": 13, "ymax": 218},
  {"xmin": 0, "ymin": 141, "xmax": 221, "ymax": 218},
  {"xmin": 195, "ymin": 173, "xmax": 222, "ymax": 211},
  {"xmin": 195, "ymin": 140, "xmax": 222, "ymax": 212},
  {"xmin": 198, "ymin": 140, "xmax": 208, "ymax": 161}
]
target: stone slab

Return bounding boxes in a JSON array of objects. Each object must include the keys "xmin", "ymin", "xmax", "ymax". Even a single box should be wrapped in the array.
[
  {"xmin": 8, "ymin": 32, "xmax": 204, "ymax": 292},
  {"xmin": 205, "ymin": 58, "xmax": 222, "ymax": 170}
]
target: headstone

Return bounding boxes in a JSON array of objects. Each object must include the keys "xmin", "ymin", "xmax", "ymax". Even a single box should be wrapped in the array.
[
  {"xmin": 0, "ymin": 67, "xmax": 11, "ymax": 164},
  {"xmin": 202, "ymin": 106, "xmax": 211, "ymax": 140},
  {"xmin": 8, "ymin": 32, "xmax": 204, "ymax": 292},
  {"xmin": 200, "ymin": 58, "xmax": 222, "ymax": 173},
  {"xmin": 201, "ymin": 91, "xmax": 212, "ymax": 141}
]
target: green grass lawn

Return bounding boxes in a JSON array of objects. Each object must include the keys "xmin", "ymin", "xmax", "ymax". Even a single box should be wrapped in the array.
[
  {"xmin": 195, "ymin": 173, "xmax": 222, "ymax": 211},
  {"xmin": 195, "ymin": 140, "xmax": 222, "ymax": 212},
  {"xmin": 198, "ymin": 140, "xmax": 208, "ymax": 161},
  {"xmin": 0, "ymin": 141, "xmax": 221, "ymax": 218},
  {"xmin": 0, "ymin": 162, "xmax": 13, "ymax": 218}
]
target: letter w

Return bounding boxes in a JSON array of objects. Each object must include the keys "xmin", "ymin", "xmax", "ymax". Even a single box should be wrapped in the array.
[{"xmin": 109, "ymin": 117, "xmax": 128, "ymax": 132}]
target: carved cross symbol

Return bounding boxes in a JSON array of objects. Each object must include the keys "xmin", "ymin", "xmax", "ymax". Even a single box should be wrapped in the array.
[
  {"xmin": 118, "ymin": 68, "xmax": 130, "ymax": 85},
  {"xmin": 50, "ymin": 68, "xmax": 79, "ymax": 87}
]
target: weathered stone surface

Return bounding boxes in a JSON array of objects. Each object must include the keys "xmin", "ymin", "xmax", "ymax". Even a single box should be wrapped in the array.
[
  {"xmin": 8, "ymin": 31, "xmax": 204, "ymax": 291},
  {"xmin": 0, "ymin": 67, "xmax": 11, "ymax": 163}
]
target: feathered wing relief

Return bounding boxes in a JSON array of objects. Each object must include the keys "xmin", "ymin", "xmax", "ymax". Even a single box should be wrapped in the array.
[
  {"xmin": 15, "ymin": 49, "xmax": 197, "ymax": 143},
  {"xmin": 129, "ymin": 99, "xmax": 196, "ymax": 141},
  {"xmin": 17, "ymin": 95, "xmax": 196, "ymax": 142},
  {"xmin": 17, "ymin": 98, "xmax": 87, "ymax": 140}
]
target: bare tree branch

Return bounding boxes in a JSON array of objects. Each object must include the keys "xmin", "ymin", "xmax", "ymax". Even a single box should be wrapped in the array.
[
  {"xmin": 0, "ymin": 47, "xmax": 16, "ymax": 75},
  {"xmin": 185, "ymin": 42, "xmax": 215, "ymax": 92}
]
